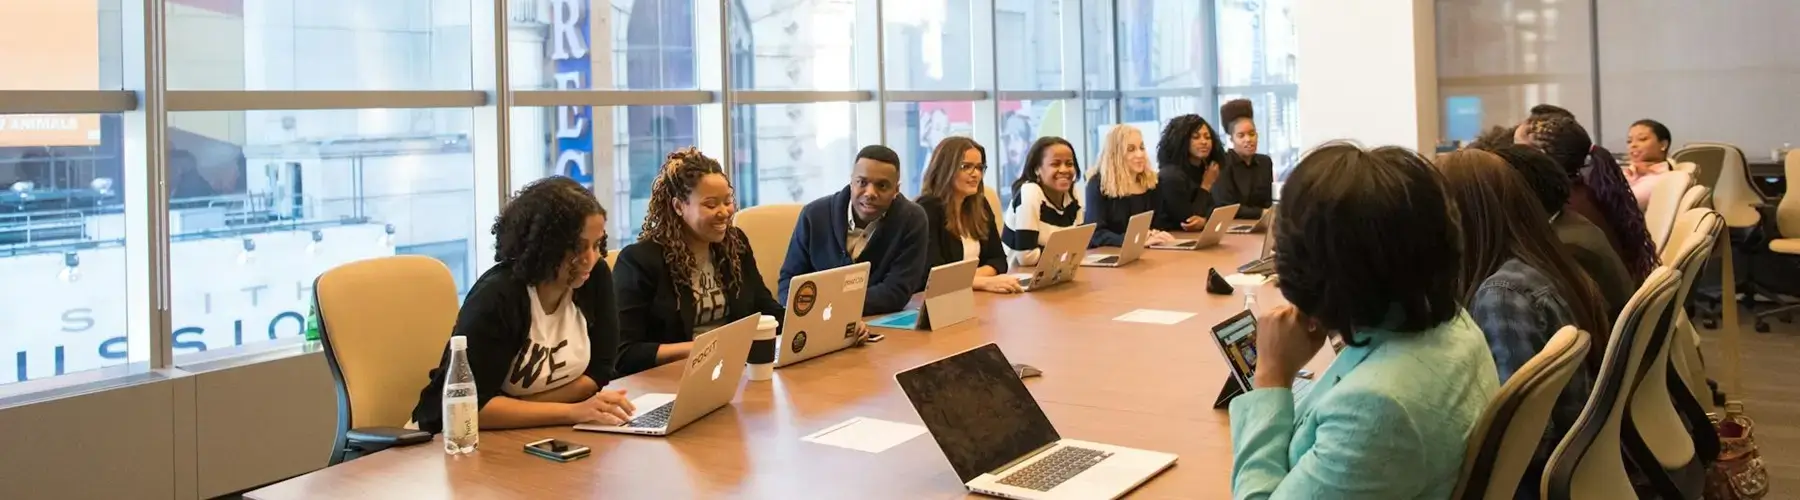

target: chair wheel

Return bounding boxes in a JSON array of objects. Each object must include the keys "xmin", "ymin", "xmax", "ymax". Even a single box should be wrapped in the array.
[{"xmin": 1756, "ymin": 322, "xmax": 1772, "ymax": 333}]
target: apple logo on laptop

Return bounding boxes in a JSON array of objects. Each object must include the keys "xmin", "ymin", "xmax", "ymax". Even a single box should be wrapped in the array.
[
  {"xmin": 710, "ymin": 360, "xmax": 723, "ymax": 381},
  {"xmin": 823, "ymin": 304, "xmax": 834, "ymax": 321},
  {"xmin": 1058, "ymin": 252, "xmax": 1070, "ymax": 263}
]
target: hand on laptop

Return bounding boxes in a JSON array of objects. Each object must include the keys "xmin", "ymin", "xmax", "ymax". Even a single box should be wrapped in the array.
[
  {"xmin": 1180, "ymin": 216, "xmax": 1207, "ymax": 232},
  {"xmin": 569, "ymin": 389, "xmax": 637, "ymax": 426},
  {"xmin": 1146, "ymin": 230, "xmax": 1177, "ymax": 246},
  {"xmin": 1251, "ymin": 305, "xmax": 1327, "ymax": 390},
  {"xmin": 975, "ymin": 275, "xmax": 1023, "ymax": 294}
]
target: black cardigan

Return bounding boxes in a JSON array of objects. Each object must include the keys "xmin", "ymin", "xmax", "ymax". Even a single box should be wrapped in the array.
[
  {"xmin": 917, "ymin": 194, "xmax": 1008, "ymax": 273},
  {"xmin": 1155, "ymin": 161, "xmax": 1215, "ymax": 228},
  {"xmin": 409, "ymin": 262, "xmax": 620, "ymax": 434},
  {"xmin": 612, "ymin": 227, "xmax": 785, "ymax": 376},
  {"xmin": 1084, "ymin": 178, "xmax": 1168, "ymax": 248},
  {"xmin": 1213, "ymin": 151, "xmax": 1274, "ymax": 220}
]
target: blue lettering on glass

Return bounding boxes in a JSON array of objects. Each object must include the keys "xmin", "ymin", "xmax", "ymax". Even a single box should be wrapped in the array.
[
  {"xmin": 173, "ymin": 327, "xmax": 208, "ymax": 353},
  {"xmin": 268, "ymin": 312, "xmax": 305, "ymax": 340},
  {"xmin": 551, "ymin": 0, "xmax": 593, "ymax": 188}
]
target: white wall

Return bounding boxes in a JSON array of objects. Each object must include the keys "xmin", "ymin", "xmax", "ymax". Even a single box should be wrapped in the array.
[{"xmin": 1296, "ymin": 0, "xmax": 1438, "ymax": 153}]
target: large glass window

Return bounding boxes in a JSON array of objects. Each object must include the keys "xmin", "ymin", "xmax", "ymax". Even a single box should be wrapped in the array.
[
  {"xmin": 884, "ymin": 0, "xmax": 975, "ymax": 90},
  {"xmin": 1435, "ymin": 0, "xmax": 1595, "ymax": 144},
  {"xmin": 165, "ymin": 0, "xmax": 474, "ymax": 90},
  {"xmin": 511, "ymin": 105, "xmax": 700, "ymax": 246},
  {"xmin": 886, "ymin": 101, "xmax": 975, "ymax": 197},
  {"xmin": 996, "ymin": 0, "xmax": 1065, "ymax": 91},
  {"xmin": 731, "ymin": 0, "xmax": 857, "ymax": 90},
  {"xmin": 1216, "ymin": 0, "xmax": 1297, "ymax": 87},
  {"xmin": 1218, "ymin": 90, "xmax": 1300, "ymax": 177},
  {"xmin": 166, "ymin": 108, "xmax": 475, "ymax": 360},
  {"xmin": 734, "ymin": 102, "xmax": 858, "ymax": 205},
  {"xmin": 991, "ymin": 99, "xmax": 1081, "ymax": 205},
  {"xmin": 508, "ymin": 0, "xmax": 698, "ymax": 91},
  {"xmin": 1118, "ymin": 0, "xmax": 1208, "ymax": 90}
]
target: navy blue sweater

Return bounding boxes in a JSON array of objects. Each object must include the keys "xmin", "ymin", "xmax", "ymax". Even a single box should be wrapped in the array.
[
  {"xmin": 1083, "ymin": 179, "xmax": 1163, "ymax": 248},
  {"xmin": 778, "ymin": 186, "xmax": 930, "ymax": 315}
]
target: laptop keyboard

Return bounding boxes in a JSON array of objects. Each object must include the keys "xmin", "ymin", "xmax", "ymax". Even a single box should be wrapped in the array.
[
  {"xmin": 1087, "ymin": 255, "xmax": 1118, "ymax": 265},
  {"xmin": 997, "ymin": 446, "xmax": 1113, "ymax": 492},
  {"xmin": 625, "ymin": 402, "xmax": 674, "ymax": 428}
]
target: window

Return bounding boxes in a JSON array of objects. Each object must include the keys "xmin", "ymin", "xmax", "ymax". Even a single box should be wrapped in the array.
[
  {"xmin": 886, "ymin": 101, "xmax": 975, "ymax": 197},
  {"xmin": 1218, "ymin": 91, "xmax": 1300, "ymax": 177},
  {"xmin": 884, "ymin": 0, "xmax": 975, "ymax": 90},
  {"xmin": 1117, "ymin": 0, "xmax": 1208, "ymax": 90},
  {"xmin": 996, "ymin": 0, "xmax": 1065, "ymax": 91},
  {"xmin": 1215, "ymin": 0, "xmax": 1297, "ymax": 87},
  {"xmin": 510, "ymin": 105, "xmax": 701, "ymax": 246},
  {"xmin": 508, "ymin": 0, "xmax": 698, "ymax": 90},
  {"xmin": 732, "ymin": 0, "xmax": 858, "ymax": 90},
  {"xmin": 1121, "ymin": 95, "xmax": 1209, "ymax": 133},
  {"xmin": 734, "ymin": 102, "xmax": 858, "ymax": 205},
  {"xmin": 1082, "ymin": 0, "xmax": 1115, "ymax": 91},
  {"xmin": 1435, "ymin": 0, "xmax": 1594, "ymax": 144},
  {"xmin": 166, "ymin": 109, "xmax": 475, "ymax": 360},
  {"xmin": 992, "ymin": 99, "xmax": 1081, "ymax": 205},
  {"xmin": 165, "ymin": 0, "xmax": 474, "ymax": 90}
]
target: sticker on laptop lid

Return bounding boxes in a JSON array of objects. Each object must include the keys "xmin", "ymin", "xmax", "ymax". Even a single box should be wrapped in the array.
[
  {"xmin": 791, "ymin": 331, "xmax": 809, "ymax": 353},
  {"xmin": 843, "ymin": 269, "xmax": 869, "ymax": 292},
  {"xmin": 793, "ymin": 281, "xmax": 819, "ymax": 317}
]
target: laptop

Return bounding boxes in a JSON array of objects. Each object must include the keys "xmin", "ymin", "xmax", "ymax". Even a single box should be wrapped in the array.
[
  {"xmin": 867, "ymin": 259, "xmax": 978, "ymax": 331},
  {"xmin": 1228, "ymin": 204, "xmax": 1277, "ymax": 234},
  {"xmin": 776, "ymin": 262, "xmax": 872, "ymax": 368},
  {"xmin": 1146, "ymin": 204, "xmax": 1240, "ymax": 250},
  {"xmin": 1237, "ymin": 212, "xmax": 1279, "ymax": 275},
  {"xmin": 897, "ymin": 343, "xmax": 1178, "ymax": 500},
  {"xmin": 1081, "ymin": 211, "xmax": 1152, "ymax": 268},
  {"xmin": 1206, "ymin": 310, "xmax": 1317, "ymax": 408},
  {"xmin": 1008, "ymin": 224, "xmax": 1098, "ymax": 292},
  {"xmin": 575, "ymin": 315, "xmax": 757, "ymax": 436}
]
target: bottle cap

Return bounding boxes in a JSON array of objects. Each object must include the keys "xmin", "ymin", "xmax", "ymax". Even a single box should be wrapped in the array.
[{"xmin": 450, "ymin": 336, "xmax": 467, "ymax": 349}]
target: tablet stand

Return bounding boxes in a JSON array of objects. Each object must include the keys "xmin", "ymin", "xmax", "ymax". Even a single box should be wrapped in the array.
[{"xmin": 1212, "ymin": 375, "xmax": 1248, "ymax": 409}]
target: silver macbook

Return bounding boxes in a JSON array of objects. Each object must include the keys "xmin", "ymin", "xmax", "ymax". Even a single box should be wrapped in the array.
[
  {"xmin": 867, "ymin": 259, "xmax": 978, "ymax": 330},
  {"xmin": 1237, "ymin": 210, "xmax": 1279, "ymax": 275},
  {"xmin": 574, "ymin": 315, "xmax": 757, "ymax": 436},
  {"xmin": 1147, "ymin": 204, "xmax": 1240, "ymax": 250},
  {"xmin": 1228, "ymin": 204, "xmax": 1276, "ymax": 234},
  {"xmin": 1009, "ymin": 224, "xmax": 1097, "ymax": 292},
  {"xmin": 897, "ymin": 344, "xmax": 1178, "ymax": 500},
  {"xmin": 1081, "ymin": 211, "xmax": 1152, "ymax": 268},
  {"xmin": 776, "ymin": 262, "xmax": 872, "ymax": 368}
]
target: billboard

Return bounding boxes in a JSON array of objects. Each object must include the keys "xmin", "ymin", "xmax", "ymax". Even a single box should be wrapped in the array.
[
  {"xmin": 550, "ymin": 0, "xmax": 594, "ymax": 187},
  {"xmin": 0, "ymin": 0, "xmax": 103, "ymax": 147}
]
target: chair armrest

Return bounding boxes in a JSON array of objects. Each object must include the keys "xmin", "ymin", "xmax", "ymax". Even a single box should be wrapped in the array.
[
  {"xmin": 345, "ymin": 426, "xmax": 432, "ymax": 449},
  {"xmin": 1769, "ymin": 238, "xmax": 1800, "ymax": 255}
]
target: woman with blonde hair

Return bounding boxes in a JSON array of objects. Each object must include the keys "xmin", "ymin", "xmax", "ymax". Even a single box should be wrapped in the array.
[
  {"xmin": 1083, "ymin": 124, "xmax": 1175, "ymax": 248},
  {"xmin": 916, "ymin": 136, "xmax": 1022, "ymax": 293}
]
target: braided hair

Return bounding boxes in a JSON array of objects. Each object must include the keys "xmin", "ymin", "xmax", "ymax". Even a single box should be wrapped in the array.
[
  {"xmin": 493, "ymin": 176, "xmax": 608, "ymax": 285},
  {"xmin": 1525, "ymin": 115, "xmax": 1660, "ymax": 279},
  {"xmin": 639, "ymin": 147, "xmax": 750, "ymax": 297}
]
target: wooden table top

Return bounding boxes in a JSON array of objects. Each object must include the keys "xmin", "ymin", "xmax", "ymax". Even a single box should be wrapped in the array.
[{"xmin": 249, "ymin": 232, "xmax": 1331, "ymax": 500}]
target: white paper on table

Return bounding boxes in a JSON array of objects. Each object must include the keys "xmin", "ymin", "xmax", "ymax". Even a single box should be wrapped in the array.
[
  {"xmin": 1111, "ymin": 309, "xmax": 1198, "ymax": 325},
  {"xmin": 801, "ymin": 417, "xmax": 928, "ymax": 453},
  {"xmin": 1225, "ymin": 273, "xmax": 1271, "ymax": 287}
]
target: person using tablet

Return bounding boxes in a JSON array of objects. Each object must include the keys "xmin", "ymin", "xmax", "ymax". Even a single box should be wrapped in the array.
[
  {"xmin": 916, "ymin": 137, "xmax": 1022, "ymax": 294},
  {"xmin": 1438, "ymin": 149, "xmax": 1611, "ymax": 493},
  {"xmin": 410, "ymin": 176, "xmax": 636, "ymax": 431},
  {"xmin": 613, "ymin": 148, "xmax": 786, "ymax": 376},
  {"xmin": 1230, "ymin": 143, "xmax": 1498, "ymax": 499},
  {"xmin": 779, "ymin": 145, "xmax": 931, "ymax": 316},
  {"xmin": 1154, "ymin": 114, "xmax": 1224, "ymax": 231},
  {"xmin": 1212, "ymin": 99, "xmax": 1274, "ymax": 220},
  {"xmin": 1002, "ymin": 136, "xmax": 1082, "ymax": 267},
  {"xmin": 1084, "ymin": 124, "xmax": 1176, "ymax": 248}
]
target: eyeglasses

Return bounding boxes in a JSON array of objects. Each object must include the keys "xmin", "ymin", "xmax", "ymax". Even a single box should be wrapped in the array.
[{"xmin": 958, "ymin": 162, "xmax": 987, "ymax": 173}]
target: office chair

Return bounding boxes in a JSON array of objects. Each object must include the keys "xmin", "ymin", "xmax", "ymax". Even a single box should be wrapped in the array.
[
  {"xmin": 1670, "ymin": 145, "xmax": 1724, "ymax": 196},
  {"xmin": 1673, "ymin": 161, "xmax": 1697, "ymax": 175},
  {"xmin": 733, "ymin": 203, "xmax": 804, "ymax": 296},
  {"xmin": 1452, "ymin": 327, "xmax": 1591, "ymax": 500},
  {"xmin": 985, "ymin": 187, "xmax": 1003, "ymax": 244},
  {"xmin": 314, "ymin": 255, "xmax": 460, "ymax": 464},
  {"xmin": 1543, "ymin": 268, "xmax": 1681, "ymax": 500},
  {"xmin": 1643, "ymin": 170, "xmax": 1695, "ymax": 252},
  {"xmin": 1662, "ymin": 208, "xmax": 1724, "ymax": 412},
  {"xmin": 1679, "ymin": 185, "xmax": 1710, "ymax": 215},
  {"xmin": 1751, "ymin": 149, "xmax": 1800, "ymax": 332},
  {"xmin": 1624, "ymin": 222, "xmax": 1725, "ymax": 499}
]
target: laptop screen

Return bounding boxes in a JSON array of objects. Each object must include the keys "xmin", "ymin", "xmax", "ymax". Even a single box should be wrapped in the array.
[
  {"xmin": 896, "ymin": 343, "xmax": 1061, "ymax": 483},
  {"xmin": 1212, "ymin": 311, "xmax": 1260, "ymax": 385}
]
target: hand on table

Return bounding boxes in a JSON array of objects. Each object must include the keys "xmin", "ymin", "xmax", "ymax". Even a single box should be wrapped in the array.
[
  {"xmin": 1251, "ymin": 305, "xmax": 1327, "ymax": 390},
  {"xmin": 1180, "ymin": 216, "xmax": 1207, "ymax": 232},
  {"xmin": 975, "ymin": 275, "xmax": 1023, "ymax": 294},
  {"xmin": 569, "ymin": 389, "xmax": 636, "ymax": 426}
]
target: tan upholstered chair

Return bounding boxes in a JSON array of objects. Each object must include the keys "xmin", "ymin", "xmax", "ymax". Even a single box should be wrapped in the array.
[
  {"xmin": 1661, "ymin": 208, "xmax": 1723, "ymax": 411},
  {"xmin": 1542, "ymin": 268, "xmax": 1681, "ymax": 500},
  {"xmin": 985, "ymin": 186, "xmax": 1003, "ymax": 238},
  {"xmin": 1643, "ymin": 170, "xmax": 1694, "ymax": 252},
  {"xmin": 1681, "ymin": 143, "xmax": 1763, "ymax": 228},
  {"xmin": 1624, "ymin": 216, "xmax": 1724, "ymax": 498},
  {"xmin": 1453, "ymin": 327, "xmax": 1592, "ymax": 500},
  {"xmin": 733, "ymin": 203, "xmax": 804, "ymax": 296},
  {"xmin": 314, "ymin": 255, "xmax": 460, "ymax": 463},
  {"xmin": 1670, "ymin": 144, "xmax": 1723, "ymax": 195},
  {"xmin": 1678, "ymin": 185, "xmax": 1710, "ymax": 215},
  {"xmin": 1751, "ymin": 149, "xmax": 1800, "ymax": 331}
]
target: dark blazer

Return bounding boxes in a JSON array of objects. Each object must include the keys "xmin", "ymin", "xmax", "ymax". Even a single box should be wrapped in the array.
[
  {"xmin": 410, "ymin": 262, "xmax": 620, "ymax": 434},
  {"xmin": 779, "ymin": 185, "xmax": 930, "ymax": 315},
  {"xmin": 1083, "ymin": 179, "xmax": 1165, "ymax": 248},
  {"xmin": 1214, "ymin": 151, "xmax": 1274, "ymax": 220},
  {"xmin": 612, "ymin": 228, "xmax": 785, "ymax": 376},
  {"xmin": 917, "ymin": 194, "xmax": 1008, "ymax": 273},
  {"xmin": 1156, "ymin": 161, "xmax": 1215, "ymax": 228}
]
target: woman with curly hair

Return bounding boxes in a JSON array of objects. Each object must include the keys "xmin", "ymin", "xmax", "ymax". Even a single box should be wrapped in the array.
[
  {"xmin": 411, "ymin": 176, "xmax": 636, "ymax": 431},
  {"xmin": 1522, "ymin": 115, "xmax": 1660, "ymax": 280},
  {"xmin": 1154, "ymin": 114, "xmax": 1224, "ymax": 231},
  {"xmin": 612, "ymin": 147, "xmax": 786, "ymax": 376},
  {"xmin": 916, "ymin": 136, "xmax": 1022, "ymax": 293}
]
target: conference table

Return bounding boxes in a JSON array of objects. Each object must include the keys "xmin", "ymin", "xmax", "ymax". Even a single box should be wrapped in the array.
[{"xmin": 249, "ymin": 232, "xmax": 1327, "ymax": 499}]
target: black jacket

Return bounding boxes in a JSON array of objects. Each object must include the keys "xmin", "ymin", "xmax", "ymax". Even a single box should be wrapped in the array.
[
  {"xmin": 612, "ymin": 228, "xmax": 785, "ymax": 376},
  {"xmin": 1156, "ymin": 161, "xmax": 1215, "ymax": 228},
  {"xmin": 917, "ymin": 194, "xmax": 1008, "ymax": 273},
  {"xmin": 409, "ymin": 262, "xmax": 620, "ymax": 434},
  {"xmin": 1214, "ymin": 151, "xmax": 1274, "ymax": 220}
]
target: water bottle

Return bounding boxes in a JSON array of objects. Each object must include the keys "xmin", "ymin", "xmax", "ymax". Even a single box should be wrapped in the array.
[
  {"xmin": 442, "ymin": 336, "xmax": 479, "ymax": 454},
  {"xmin": 1244, "ymin": 288, "xmax": 1258, "ymax": 314},
  {"xmin": 303, "ymin": 299, "xmax": 321, "ymax": 342}
]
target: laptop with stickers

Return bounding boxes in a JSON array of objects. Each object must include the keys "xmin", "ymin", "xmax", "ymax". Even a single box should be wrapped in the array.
[
  {"xmin": 574, "ymin": 314, "xmax": 757, "ymax": 436},
  {"xmin": 776, "ymin": 262, "xmax": 872, "ymax": 368},
  {"xmin": 867, "ymin": 258, "xmax": 978, "ymax": 331}
]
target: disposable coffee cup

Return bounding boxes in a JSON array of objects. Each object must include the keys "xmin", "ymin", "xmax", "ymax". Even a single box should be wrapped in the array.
[{"xmin": 747, "ymin": 315, "xmax": 779, "ymax": 381}]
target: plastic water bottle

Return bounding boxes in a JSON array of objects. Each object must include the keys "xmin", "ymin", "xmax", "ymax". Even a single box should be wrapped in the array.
[
  {"xmin": 1244, "ymin": 288, "xmax": 1258, "ymax": 313},
  {"xmin": 442, "ymin": 336, "xmax": 479, "ymax": 454}
]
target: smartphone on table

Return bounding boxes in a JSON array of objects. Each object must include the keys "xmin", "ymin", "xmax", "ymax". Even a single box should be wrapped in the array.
[{"xmin": 524, "ymin": 438, "xmax": 591, "ymax": 462}]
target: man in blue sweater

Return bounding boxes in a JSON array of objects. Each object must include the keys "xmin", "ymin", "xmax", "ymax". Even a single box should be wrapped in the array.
[{"xmin": 778, "ymin": 145, "xmax": 930, "ymax": 315}]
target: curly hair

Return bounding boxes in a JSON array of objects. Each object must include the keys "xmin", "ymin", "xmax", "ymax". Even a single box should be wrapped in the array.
[
  {"xmin": 1221, "ymin": 99, "xmax": 1255, "ymax": 129},
  {"xmin": 1010, "ymin": 136, "xmax": 1081, "ymax": 198},
  {"xmin": 1525, "ymin": 115, "xmax": 1660, "ymax": 279},
  {"xmin": 639, "ymin": 147, "xmax": 751, "ymax": 297},
  {"xmin": 919, "ymin": 136, "xmax": 992, "ymax": 240},
  {"xmin": 1156, "ymin": 114, "xmax": 1224, "ymax": 169},
  {"xmin": 493, "ymin": 176, "xmax": 608, "ymax": 285}
]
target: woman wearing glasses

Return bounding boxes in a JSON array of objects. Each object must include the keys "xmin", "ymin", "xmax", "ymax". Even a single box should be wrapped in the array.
[
  {"xmin": 917, "ymin": 136, "xmax": 1022, "ymax": 294},
  {"xmin": 1002, "ymin": 136, "xmax": 1083, "ymax": 267}
]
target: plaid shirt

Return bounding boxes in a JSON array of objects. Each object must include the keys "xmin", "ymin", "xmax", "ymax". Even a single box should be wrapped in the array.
[{"xmin": 1469, "ymin": 258, "xmax": 1596, "ymax": 499}]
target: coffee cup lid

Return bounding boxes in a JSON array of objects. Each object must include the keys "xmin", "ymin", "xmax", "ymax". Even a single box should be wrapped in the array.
[{"xmin": 758, "ymin": 314, "xmax": 780, "ymax": 330}]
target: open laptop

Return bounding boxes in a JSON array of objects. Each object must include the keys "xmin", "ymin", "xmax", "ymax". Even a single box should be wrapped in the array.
[
  {"xmin": 1228, "ymin": 204, "xmax": 1276, "ymax": 234},
  {"xmin": 1081, "ymin": 211, "xmax": 1152, "ymax": 268},
  {"xmin": 1009, "ymin": 224, "xmax": 1097, "ymax": 292},
  {"xmin": 776, "ymin": 262, "xmax": 871, "ymax": 368},
  {"xmin": 867, "ymin": 259, "xmax": 978, "ymax": 331},
  {"xmin": 575, "ymin": 315, "xmax": 757, "ymax": 436},
  {"xmin": 897, "ymin": 343, "xmax": 1178, "ymax": 500},
  {"xmin": 1237, "ymin": 213, "xmax": 1279, "ymax": 275},
  {"xmin": 1146, "ymin": 204, "xmax": 1239, "ymax": 250}
]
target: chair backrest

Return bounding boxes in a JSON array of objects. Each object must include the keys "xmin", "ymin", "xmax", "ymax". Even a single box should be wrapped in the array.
[
  {"xmin": 732, "ymin": 203, "xmax": 804, "ymax": 296},
  {"xmin": 1454, "ymin": 327, "xmax": 1592, "ymax": 500},
  {"xmin": 1625, "ymin": 231, "xmax": 1720, "ymax": 484},
  {"xmin": 1678, "ymin": 185, "xmax": 1710, "ymax": 216},
  {"xmin": 1672, "ymin": 161, "xmax": 1696, "ymax": 174},
  {"xmin": 1664, "ymin": 207, "xmax": 1723, "ymax": 413},
  {"xmin": 315, "ymin": 255, "xmax": 460, "ymax": 430},
  {"xmin": 985, "ymin": 187, "xmax": 1003, "ymax": 237},
  {"xmin": 1642, "ymin": 170, "xmax": 1694, "ymax": 252},
  {"xmin": 1670, "ymin": 145, "xmax": 1723, "ymax": 191},
  {"xmin": 1780, "ymin": 149, "xmax": 1800, "ymax": 238},
  {"xmin": 1543, "ymin": 267, "xmax": 1681, "ymax": 500},
  {"xmin": 1680, "ymin": 143, "xmax": 1762, "ymax": 228}
]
